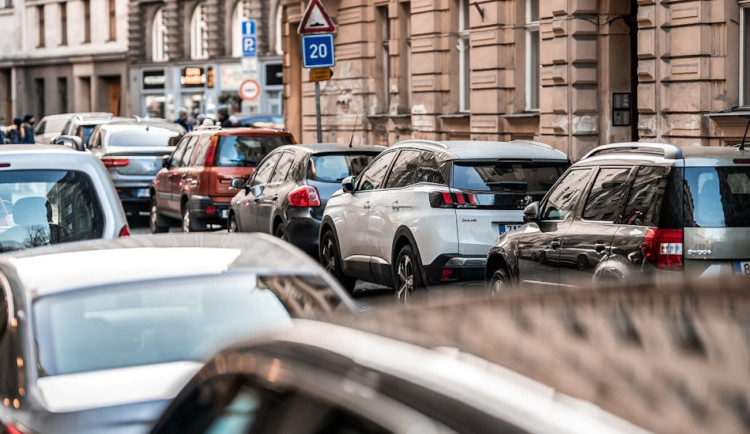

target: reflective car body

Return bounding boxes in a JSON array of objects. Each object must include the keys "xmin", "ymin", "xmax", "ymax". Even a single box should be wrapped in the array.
[{"xmin": 0, "ymin": 234, "xmax": 355, "ymax": 434}]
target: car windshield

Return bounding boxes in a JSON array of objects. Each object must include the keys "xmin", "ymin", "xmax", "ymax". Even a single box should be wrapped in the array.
[
  {"xmin": 308, "ymin": 153, "xmax": 378, "ymax": 182},
  {"xmin": 216, "ymin": 135, "xmax": 293, "ymax": 167},
  {"xmin": 33, "ymin": 272, "xmax": 341, "ymax": 376},
  {"xmin": 0, "ymin": 170, "xmax": 105, "ymax": 252},
  {"xmin": 452, "ymin": 162, "xmax": 568, "ymax": 193},
  {"xmin": 108, "ymin": 129, "xmax": 178, "ymax": 147},
  {"xmin": 684, "ymin": 166, "xmax": 750, "ymax": 228}
]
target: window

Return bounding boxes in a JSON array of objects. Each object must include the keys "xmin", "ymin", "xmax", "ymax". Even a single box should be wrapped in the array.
[
  {"xmin": 385, "ymin": 150, "xmax": 421, "ymax": 189},
  {"xmin": 307, "ymin": 153, "xmax": 377, "ymax": 182},
  {"xmin": 58, "ymin": 77, "xmax": 68, "ymax": 113},
  {"xmin": 525, "ymin": 0, "xmax": 540, "ymax": 110},
  {"xmin": 191, "ymin": 2, "xmax": 209, "ymax": 60},
  {"xmin": 269, "ymin": 152, "xmax": 295, "ymax": 183},
  {"xmin": 377, "ymin": 6, "xmax": 390, "ymax": 111},
  {"xmin": 415, "ymin": 152, "xmax": 445, "ymax": 185},
  {"xmin": 274, "ymin": 2, "xmax": 282, "ymax": 54},
  {"xmin": 108, "ymin": 0, "xmax": 116, "ymax": 40},
  {"xmin": 582, "ymin": 168, "xmax": 632, "ymax": 222},
  {"xmin": 251, "ymin": 153, "xmax": 281, "ymax": 187},
  {"xmin": 83, "ymin": 0, "xmax": 91, "ymax": 43},
  {"xmin": 542, "ymin": 168, "xmax": 592, "ymax": 221},
  {"xmin": 684, "ymin": 166, "xmax": 750, "ymax": 228},
  {"xmin": 458, "ymin": 0, "xmax": 470, "ymax": 111},
  {"xmin": 357, "ymin": 151, "xmax": 398, "ymax": 191},
  {"xmin": 402, "ymin": 2, "xmax": 412, "ymax": 109},
  {"xmin": 37, "ymin": 5, "xmax": 45, "ymax": 47},
  {"xmin": 60, "ymin": 2, "xmax": 67, "ymax": 46},
  {"xmin": 152, "ymin": 8, "xmax": 168, "ymax": 61},
  {"xmin": 742, "ymin": 2, "xmax": 750, "ymax": 106},
  {"xmin": 621, "ymin": 166, "xmax": 669, "ymax": 226},
  {"xmin": 1, "ymin": 0, "xmax": 13, "ymax": 9},
  {"xmin": 35, "ymin": 78, "xmax": 45, "ymax": 119},
  {"xmin": 169, "ymin": 138, "xmax": 190, "ymax": 169},
  {"xmin": 231, "ymin": 1, "xmax": 247, "ymax": 58},
  {"xmin": 179, "ymin": 137, "xmax": 199, "ymax": 166},
  {"xmin": 216, "ymin": 135, "xmax": 293, "ymax": 167}
]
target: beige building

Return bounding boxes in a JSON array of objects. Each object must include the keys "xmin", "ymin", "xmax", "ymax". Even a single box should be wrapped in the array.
[{"xmin": 281, "ymin": 0, "xmax": 749, "ymax": 159}]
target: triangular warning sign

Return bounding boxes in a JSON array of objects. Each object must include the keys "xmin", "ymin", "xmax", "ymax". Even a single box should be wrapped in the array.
[{"xmin": 297, "ymin": 0, "xmax": 336, "ymax": 34}]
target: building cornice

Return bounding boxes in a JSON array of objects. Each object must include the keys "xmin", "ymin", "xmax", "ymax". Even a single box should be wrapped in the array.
[{"xmin": 0, "ymin": 52, "xmax": 128, "ymax": 68}]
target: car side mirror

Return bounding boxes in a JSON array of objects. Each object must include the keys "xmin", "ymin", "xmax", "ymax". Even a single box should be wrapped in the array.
[
  {"xmin": 341, "ymin": 176, "xmax": 355, "ymax": 194},
  {"xmin": 523, "ymin": 201, "xmax": 540, "ymax": 223},
  {"xmin": 54, "ymin": 135, "xmax": 84, "ymax": 152},
  {"xmin": 230, "ymin": 177, "xmax": 247, "ymax": 190}
]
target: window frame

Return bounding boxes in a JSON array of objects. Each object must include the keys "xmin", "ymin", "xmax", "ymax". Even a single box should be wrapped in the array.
[
  {"xmin": 37, "ymin": 5, "xmax": 45, "ymax": 48},
  {"xmin": 540, "ymin": 168, "xmax": 593, "ymax": 222},
  {"xmin": 268, "ymin": 151, "xmax": 295, "ymax": 184},
  {"xmin": 525, "ymin": 0, "xmax": 540, "ymax": 111},
  {"xmin": 740, "ymin": 1, "xmax": 750, "ymax": 107},
  {"xmin": 355, "ymin": 150, "xmax": 399, "ymax": 192},
  {"xmin": 458, "ymin": 0, "xmax": 471, "ymax": 112},
  {"xmin": 83, "ymin": 0, "xmax": 91, "ymax": 43},
  {"xmin": 250, "ymin": 152, "xmax": 282, "ymax": 187},
  {"xmin": 384, "ymin": 149, "xmax": 421, "ymax": 189},
  {"xmin": 190, "ymin": 2, "xmax": 209, "ymax": 60},
  {"xmin": 580, "ymin": 166, "xmax": 635, "ymax": 224},
  {"xmin": 152, "ymin": 7, "xmax": 168, "ymax": 62},
  {"xmin": 108, "ymin": 0, "xmax": 116, "ymax": 41},
  {"xmin": 60, "ymin": 2, "xmax": 68, "ymax": 46}
]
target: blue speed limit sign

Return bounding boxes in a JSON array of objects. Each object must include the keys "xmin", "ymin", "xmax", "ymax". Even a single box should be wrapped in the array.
[{"xmin": 302, "ymin": 34, "xmax": 335, "ymax": 69}]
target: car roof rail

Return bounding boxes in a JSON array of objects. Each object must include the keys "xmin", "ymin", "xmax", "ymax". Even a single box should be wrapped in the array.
[
  {"xmin": 508, "ymin": 140, "xmax": 556, "ymax": 151},
  {"xmin": 581, "ymin": 142, "xmax": 683, "ymax": 160},
  {"xmin": 393, "ymin": 139, "xmax": 448, "ymax": 149},
  {"xmin": 195, "ymin": 125, "xmax": 222, "ymax": 131}
]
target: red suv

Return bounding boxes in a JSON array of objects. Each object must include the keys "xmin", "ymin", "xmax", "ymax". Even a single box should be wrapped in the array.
[{"xmin": 149, "ymin": 126, "xmax": 295, "ymax": 233}]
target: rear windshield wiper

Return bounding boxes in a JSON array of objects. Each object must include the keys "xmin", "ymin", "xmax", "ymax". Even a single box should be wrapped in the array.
[{"xmin": 485, "ymin": 181, "xmax": 528, "ymax": 192}]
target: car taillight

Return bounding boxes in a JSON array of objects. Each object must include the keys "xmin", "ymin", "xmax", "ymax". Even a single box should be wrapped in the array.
[
  {"xmin": 288, "ymin": 186, "xmax": 321, "ymax": 207},
  {"xmin": 118, "ymin": 225, "xmax": 131, "ymax": 237},
  {"xmin": 101, "ymin": 157, "xmax": 129, "ymax": 168},
  {"xmin": 429, "ymin": 191, "xmax": 478, "ymax": 208},
  {"xmin": 204, "ymin": 140, "xmax": 217, "ymax": 167},
  {"xmin": 4, "ymin": 422, "xmax": 32, "ymax": 434},
  {"xmin": 205, "ymin": 205, "xmax": 217, "ymax": 215},
  {"xmin": 643, "ymin": 228, "xmax": 683, "ymax": 270}
]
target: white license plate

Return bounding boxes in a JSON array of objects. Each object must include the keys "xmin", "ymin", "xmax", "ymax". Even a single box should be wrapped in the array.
[
  {"xmin": 220, "ymin": 209, "xmax": 229, "ymax": 219},
  {"xmin": 499, "ymin": 223, "xmax": 523, "ymax": 235},
  {"xmin": 734, "ymin": 261, "xmax": 750, "ymax": 277},
  {"xmin": 136, "ymin": 188, "xmax": 150, "ymax": 198}
]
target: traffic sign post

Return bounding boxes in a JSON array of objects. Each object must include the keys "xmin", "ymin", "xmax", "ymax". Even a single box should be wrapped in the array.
[
  {"xmin": 239, "ymin": 79, "xmax": 261, "ymax": 101},
  {"xmin": 242, "ymin": 35, "xmax": 257, "ymax": 58},
  {"xmin": 241, "ymin": 19, "xmax": 259, "ymax": 112},
  {"xmin": 310, "ymin": 68, "xmax": 333, "ymax": 82},
  {"xmin": 302, "ymin": 34, "xmax": 335, "ymax": 69}
]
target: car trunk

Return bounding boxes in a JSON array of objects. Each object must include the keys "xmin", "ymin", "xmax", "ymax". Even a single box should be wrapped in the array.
[{"xmin": 104, "ymin": 146, "xmax": 173, "ymax": 177}]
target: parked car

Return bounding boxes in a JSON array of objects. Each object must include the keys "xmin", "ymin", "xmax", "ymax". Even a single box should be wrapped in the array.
[
  {"xmin": 57, "ymin": 112, "xmax": 127, "ymax": 145},
  {"xmin": 228, "ymin": 143, "xmax": 384, "ymax": 256},
  {"xmin": 485, "ymin": 142, "xmax": 750, "ymax": 292},
  {"xmin": 86, "ymin": 121, "xmax": 183, "ymax": 214},
  {"xmin": 0, "ymin": 145, "xmax": 129, "ymax": 252},
  {"xmin": 236, "ymin": 113, "xmax": 284, "ymax": 129},
  {"xmin": 320, "ymin": 139, "xmax": 570, "ymax": 299},
  {"xmin": 151, "ymin": 320, "xmax": 647, "ymax": 434},
  {"xmin": 150, "ymin": 126, "xmax": 295, "ymax": 233},
  {"xmin": 34, "ymin": 113, "xmax": 77, "ymax": 144},
  {"xmin": 0, "ymin": 233, "xmax": 356, "ymax": 434}
]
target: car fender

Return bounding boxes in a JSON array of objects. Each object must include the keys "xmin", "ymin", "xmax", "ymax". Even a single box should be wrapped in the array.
[
  {"xmin": 487, "ymin": 233, "xmax": 520, "ymax": 280},
  {"xmin": 391, "ymin": 226, "xmax": 428, "ymax": 285}
]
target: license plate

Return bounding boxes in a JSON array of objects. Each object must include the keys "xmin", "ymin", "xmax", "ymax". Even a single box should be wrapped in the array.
[
  {"xmin": 220, "ymin": 209, "xmax": 229, "ymax": 219},
  {"xmin": 733, "ymin": 261, "xmax": 750, "ymax": 276},
  {"xmin": 499, "ymin": 223, "xmax": 523, "ymax": 235},
  {"xmin": 136, "ymin": 188, "xmax": 150, "ymax": 198}
]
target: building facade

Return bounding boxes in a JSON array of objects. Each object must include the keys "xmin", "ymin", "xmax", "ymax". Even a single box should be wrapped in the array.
[
  {"xmin": 281, "ymin": 0, "xmax": 748, "ymax": 159},
  {"xmin": 127, "ymin": 0, "xmax": 284, "ymax": 121},
  {"xmin": 0, "ymin": 0, "xmax": 129, "ymax": 124}
]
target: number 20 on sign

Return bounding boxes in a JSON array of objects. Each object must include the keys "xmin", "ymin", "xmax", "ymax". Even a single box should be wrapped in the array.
[{"xmin": 301, "ymin": 34, "xmax": 335, "ymax": 69}]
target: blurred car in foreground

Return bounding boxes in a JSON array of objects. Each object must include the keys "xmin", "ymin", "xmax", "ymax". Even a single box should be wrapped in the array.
[
  {"xmin": 0, "ymin": 145, "xmax": 129, "ymax": 252},
  {"xmin": 151, "ymin": 320, "xmax": 647, "ymax": 434},
  {"xmin": 0, "ymin": 233, "xmax": 356, "ymax": 434},
  {"xmin": 228, "ymin": 143, "xmax": 384, "ymax": 256}
]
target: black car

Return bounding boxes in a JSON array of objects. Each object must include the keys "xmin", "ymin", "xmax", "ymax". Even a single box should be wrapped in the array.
[
  {"xmin": 485, "ymin": 142, "xmax": 750, "ymax": 292},
  {"xmin": 228, "ymin": 143, "xmax": 384, "ymax": 256}
]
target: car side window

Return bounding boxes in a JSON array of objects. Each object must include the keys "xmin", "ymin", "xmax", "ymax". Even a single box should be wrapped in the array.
[
  {"xmin": 190, "ymin": 134, "xmax": 212, "ymax": 166},
  {"xmin": 179, "ymin": 136, "xmax": 199, "ymax": 167},
  {"xmin": 357, "ymin": 151, "xmax": 398, "ymax": 191},
  {"xmin": 269, "ymin": 152, "xmax": 296, "ymax": 184},
  {"xmin": 621, "ymin": 166, "xmax": 670, "ymax": 226},
  {"xmin": 251, "ymin": 153, "xmax": 281, "ymax": 187},
  {"xmin": 385, "ymin": 150, "xmax": 421, "ymax": 189},
  {"xmin": 582, "ymin": 167, "xmax": 633, "ymax": 222},
  {"xmin": 541, "ymin": 168, "xmax": 592, "ymax": 221},
  {"xmin": 415, "ymin": 152, "xmax": 446, "ymax": 185},
  {"xmin": 169, "ymin": 137, "xmax": 190, "ymax": 169}
]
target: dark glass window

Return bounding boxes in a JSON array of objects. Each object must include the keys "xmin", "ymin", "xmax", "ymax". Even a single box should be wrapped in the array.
[
  {"xmin": 251, "ymin": 153, "xmax": 281, "ymax": 187},
  {"xmin": 269, "ymin": 152, "xmax": 295, "ymax": 184},
  {"xmin": 179, "ymin": 136, "xmax": 198, "ymax": 167},
  {"xmin": 621, "ymin": 166, "xmax": 669, "ymax": 226},
  {"xmin": 216, "ymin": 135, "xmax": 292, "ymax": 167},
  {"xmin": 541, "ymin": 168, "xmax": 592, "ymax": 221},
  {"xmin": 684, "ymin": 166, "xmax": 750, "ymax": 228},
  {"xmin": 384, "ymin": 150, "xmax": 421, "ymax": 189},
  {"xmin": 415, "ymin": 152, "xmax": 446, "ymax": 185},
  {"xmin": 307, "ymin": 153, "xmax": 378, "ymax": 183},
  {"xmin": 451, "ymin": 161, "xmax": 568, "ymax": 194},
  {"xmin": 582, "ymin": 167, "xmax": 632, "ymax": 222},
  {"xmin": 169, "ymin": 138, "xmax": 189, "ymax": 169},
  {"xmin": 357, "ymin": 151, "xmax": 397, "ymax": 191}
]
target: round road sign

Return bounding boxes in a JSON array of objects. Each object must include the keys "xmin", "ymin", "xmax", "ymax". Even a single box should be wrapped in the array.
[{"xmin": 239, "ymin": 79, "xmax": 261, "ymax": 101}]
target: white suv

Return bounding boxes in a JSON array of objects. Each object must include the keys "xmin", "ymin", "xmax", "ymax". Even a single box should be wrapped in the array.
[{"xmin": 319, "ymin": 140, "xmax": 569, "ymax": 300}]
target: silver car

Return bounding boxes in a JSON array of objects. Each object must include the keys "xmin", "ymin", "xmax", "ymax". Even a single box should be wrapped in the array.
[
  {"xmin": 0, "ymin": 145, "xmax": 129, "ymax": 252},
  {"xmin": 34, "ymin": 113, "xmax": 76, "ymax": 144}
]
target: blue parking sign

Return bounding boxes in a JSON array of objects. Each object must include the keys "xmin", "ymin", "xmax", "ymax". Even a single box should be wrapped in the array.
[
  {"xmin": 302, "ymin": 34, "xmax": 335, "ymax": 69},
  {"xmin": 243, "ymin": 36, "xmax": 257, "ymax": 58},
  {"xmin": 242, "ymin": 20, "xmax": 256, "ymax": 36}
]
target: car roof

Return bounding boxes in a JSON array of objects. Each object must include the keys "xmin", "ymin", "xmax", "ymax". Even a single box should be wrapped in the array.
[
  {"xmin": 98, "ymin": 123, "xmax": 181, "ymax": 136},
  {"xmin": 187, "ymin": 127, "xmax": 292, "ymax": 137},
  {"xmin": 0, "ymin": 144, "xmax": 78, "ymax": 155},
  {"xmin": 282, "ymin": 143, "xmax": 386, "ymax": 153},
  {"xmin": 0, "ymin": 233, "xmax": 350, "ymax": 301},
  {"xmin": 393, "ymin": 139, "xmax": 570, "ymax": 161},
  {"xmin": 578, "ymin": 142, "xmax": 750, "ymax": 165}
]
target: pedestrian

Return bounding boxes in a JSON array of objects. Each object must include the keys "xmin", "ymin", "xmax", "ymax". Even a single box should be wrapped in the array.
[
  {"xmin": 174, "ymin": 107, "xmax": 193, "ymax": 132},
  {"xmin": 217, "ymin": 106, "xmax": 237, "ymax": 128},
  {"xmin": 7, "ymin": 118, "xmax": 23, "ymax": 144},
  {"xmin": 21, "ymin": 114, "xmax": 35, "ymax": 144}
]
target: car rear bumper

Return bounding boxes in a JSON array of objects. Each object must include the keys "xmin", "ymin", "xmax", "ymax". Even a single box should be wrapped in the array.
[
  {"xmin": 188, "ymin": 195, "xmax": 231, "ymax": 226},
  {"xmin": 424, "ymin": 254, "xmax": 486, "ymax": 284},
  {"xmin": 117, "ymin": 187, "xmax": 152, "ymax": 212},
  {"xmin": 286, "ymin": 216, "xmax": 321, "ymax": 257}
]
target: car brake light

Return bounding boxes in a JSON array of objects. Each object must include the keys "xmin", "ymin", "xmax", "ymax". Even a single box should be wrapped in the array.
[
  {"xmin": 0, "ymin": 163, "xmax": 10, "ymax": 168},
  {"xmin": 288, "ymin": 186, "xmax": 321, "ymax": 207},
  {"xmin": 118, "ymin": 225, "xmax": 131, "ymax": 237},
  {"xmin": 643, "ymin": 228, "xmax": 683, "ymax": 270},
  {"xmin": 429, "ymin": 191, "xmax": 478, "ymax": 208},
  {"xmin": 205, "ymin": 205, "xmax": 217, "ymax": 215},
  {"xmin": 734, "ymin": 159, "xmax": 750, "ymax": 164},
  {"xmin": 441, "ymin": 268, "xmax": 455, "ymax": 281},
  {"xmin": 5, "ymin": 422, "xmax": 32, "ymax": 434},
  {"xmin": 101, "ymin": 157, "xmax": 129, "ymax": 168},
  {"xmin": 204, "ymin": 138, "xmax": 218, "ymax": 167}
]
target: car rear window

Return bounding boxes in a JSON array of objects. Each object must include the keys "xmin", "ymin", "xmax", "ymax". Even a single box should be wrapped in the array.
[
  {"xmin": 452, "ymin": 161, "xmax": 568, "ymax": 193},
  {"xmin": 108, "ymin": 129, "xmax": 178, "ymax": 147},
  {"xmin": 684, "ymin": 166, "xmax": 750, "ymax": 228},
  {"xmin": 216, "ymin": 135, "xmax": 293, "ymax": 167},
  {"xmin": 0, "ymin": 170, "xmax": 105, "ymax": 252},
  {"xmin": 308, "ymin": 153, "xmax": 378, "ymax": 182}
]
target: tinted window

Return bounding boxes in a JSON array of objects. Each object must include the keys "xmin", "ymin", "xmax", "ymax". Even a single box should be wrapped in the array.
[
  {"xmin": 108, "ymin": 129, "xmax": 178, "ymax": 147},
  {"xmin": 251, "ymin": 153, "xmax": 281, "ymax": 187},
  {"xmin": 621, "ymin": 166, "xmax": 669, "ymax": 226},
  {"xmin": 357, "ymin": 151, "xmax": 397, "ymax": 191},
  {"xmin": 191, "ymin": 135, "xmax": 213, "ymax": 166},
  {"xmin": 307, "ymin": 153, "xmax": 378, "ymax": 182},
  {"xmin": 269, "ymin": 152, "xmax": 295, "ymax": 183},
  {"xmin": 542, "ymin": 168, "xmax": 592, "ymax": 221},
  {"xmin": 452, "ymin": 162, "xmax": 568, "ymax": 193},
  {"xmin": 216, "ymin": 135, "xmax": 293, "ymax": 167},
  {"xmin": 684, "ymin": 166, "xmax": 750, "ymax": 228},
  {"xmin": 79, "ymin": 125, "xmax": 97, "ymax": 144},
  {"xmin": 384, "ymin": 150, "xmax": 421, "ymax": 189},
  {"xmin": 582, "ymin": 167, "xmax": 632, "ymax": 222},
  {"xmin": 169, "ymin": 137, "xmax": 190, "ymax": 169},
  {"xmin": 179, "ymin": 136, "xmax": 199, "ymax": 167},
  {"xmin": 415, "ymin": 152, "xmax": 445, "ymax": 185},
  {"xmin": 0, "ymin": 170, "xmax": 105, "ymax": 252}
]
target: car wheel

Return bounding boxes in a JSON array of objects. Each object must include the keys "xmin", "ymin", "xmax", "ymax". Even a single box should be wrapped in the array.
[
  {"xmin": 149, "ymin": 197, "xmax": 169, "ymax": 234},
  {"xmin": 393, "ymin": 244, "xmax": 422, "ymax": 304},
  {"xmin": 228, "ymin": 215, "xmax": 239, "ymax": 233},
  {"xmin": 538, "ymin": 251, "xmax": 547, "ymax": 264},
  {"xmin": 181, "ymin": 203, "xmax": 192, "ymax": 233},
  {"xmin": 320, "ymin": 230, "xmax": 356, "ymax": 292},
  {"xmin": 576, "ymin": 255, "xmax": 589, "ymax": 271},
  {"xmin": 488, "ymin": 267, "xmax": 511, "ymax": 296},
  {"xmin": 274, "ymin": 222, "xmax": 287, "ymax": 241}
]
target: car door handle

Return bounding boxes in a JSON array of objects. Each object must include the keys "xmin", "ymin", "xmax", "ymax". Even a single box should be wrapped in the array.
[
  {"xmin": 391, "ymin": 201, "xmax": 400, "ymax": 211},
  {"xmin": 550, "ymin": 239, "xmax": 561, "ymax": 249},
  {"xmin": 594, "ymin": 241, "xmax": 607, "ymax": 253},
  {"xmin": 363, "ymin": 201, "xmax": 371, "ymax": 210}
]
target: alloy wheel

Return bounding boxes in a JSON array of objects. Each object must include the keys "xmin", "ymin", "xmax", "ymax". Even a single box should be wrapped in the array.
[
  {"xmin": 396, "ymin": 255, "xmax": 414, "ymax": 303},
  {"xmin": 321, "ymin": 237, "xmax": 336, "ymax": 273},
  {"xmin": 182, "ymin": 205, "xmax": 191, "ymax": 233},
  {"xmin": 228, "ymin": 216, "xmax": 238, "ymax": 233}
]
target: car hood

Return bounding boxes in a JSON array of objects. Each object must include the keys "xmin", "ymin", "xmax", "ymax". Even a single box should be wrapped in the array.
[{"xmin": 36, "ymin": 361, "xmax": 202, "ymax": 413}]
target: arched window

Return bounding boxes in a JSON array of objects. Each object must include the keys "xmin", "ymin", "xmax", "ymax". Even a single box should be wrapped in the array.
[
  {"xmin": 231, "ymin": 1, "xmax": 246, "ymax": 58},
  {"xmin": 152, "ymin": 8, "xmax": 168, "ymax": 62},
  {"xmin": 190, "ymin": 2, "xmax": 208, "ymax": 59}
]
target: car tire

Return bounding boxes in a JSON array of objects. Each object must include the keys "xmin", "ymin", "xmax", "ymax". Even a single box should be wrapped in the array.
[
  {"xmin": 181, "ymin": 202, "xmax": 196, "ymax": 233},
  {"xmin": 228, "ymin": 215, "xmax": 239, "ymax": 233},
  {"xmin": 393, "ymin": 244, "xmax": 423, "ymax": 303},
  {"xmin": 488, "ymin": 267, "xmax": 512, "ymax": 296},
  {"xmin": 576, "ymin": 255, "xmax": 589, "ymax": 271},
  {"xmin": 320, "ymin": 230, "xmax": 356, "ymax": 292},
  {"xmin": 149, "ymin": 197, "xmax": 169, "ymax": 234},
  {"xmin": 274, "ymin": 222, "xmax": 287, "ymax": 241}
]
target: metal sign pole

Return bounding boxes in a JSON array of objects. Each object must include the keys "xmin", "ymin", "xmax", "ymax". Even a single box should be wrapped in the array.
[{"xmin": 315, "ymin": 81, "xmax": 322, "ymax": 143}]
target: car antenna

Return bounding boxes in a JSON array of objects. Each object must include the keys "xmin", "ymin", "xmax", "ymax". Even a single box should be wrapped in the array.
[
  {"xmin": 348, "ymin": 115, "xmax": 358, "ymax": 148},
  {"xmin": 741, "ymin": 118, "xmax": 750, "ymax": 151}
]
